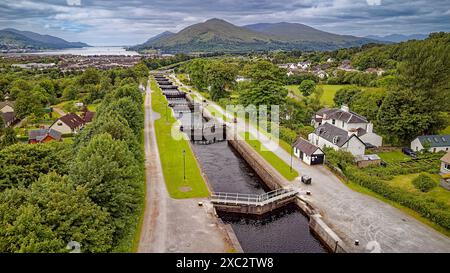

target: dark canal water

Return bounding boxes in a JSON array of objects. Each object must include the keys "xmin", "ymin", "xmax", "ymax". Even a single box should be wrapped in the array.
[{"xmin": 192, "ymin": 142, "xmax": 326, "ymax": 253}]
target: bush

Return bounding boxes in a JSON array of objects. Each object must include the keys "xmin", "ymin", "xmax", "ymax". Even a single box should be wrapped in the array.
[{"xmin": 412, "ymin": 173, "xmax": 436, "ymax": 192}]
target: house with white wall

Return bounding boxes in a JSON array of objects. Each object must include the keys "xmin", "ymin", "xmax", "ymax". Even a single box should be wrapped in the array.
[
  {"xmin": 411, "ymin": 135, "xmax": 450, "ymax": 153},
  {"xmin": 311, "ymin": 105, "xmax": 382, "ymax": 147},
  {"xmin": 293, "ymin": 137, "xmax": 325, "ymax": 165},
  {"xmin": 309, "ymin": 123, "xmax": 366, "ymax": 156},
  {"xmin": 50, "ymin": 113, "xmax": 85, "ymax": 135}
]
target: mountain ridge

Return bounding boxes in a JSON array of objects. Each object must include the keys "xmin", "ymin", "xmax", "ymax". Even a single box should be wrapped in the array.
[
  {"xmin": 0, "ymin": 28, "xmax": 90, "ymax": 51},
  {"xmin": 133, "ymin": 18, "xmax": 377, "ymax": 53}
]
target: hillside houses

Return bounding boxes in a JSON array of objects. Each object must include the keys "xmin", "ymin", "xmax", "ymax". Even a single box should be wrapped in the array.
[{"xmin": 28, "ymin": 129, "xmax": 62, "ymax": 144}]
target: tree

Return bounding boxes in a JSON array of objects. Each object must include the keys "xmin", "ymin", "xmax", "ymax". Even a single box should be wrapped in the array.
[
  {"xmin": 334, "ymin": 86, "xmax": 362, "ymax": 106},
  {"xmin": 205, "ymin": 61, "xmax": 238, "ymax": 101},
  {"xmin": 101, "ymin": 97, "xmax": 143, "ymax": 135},
  {"xmin": 78, "ymin": 68, "xmax": 101, "ymax": 86},
  {"xmin": 14, "ymin": 88, "xmax": 46, "ymax": 119},
  {"xmin": 62, "ymin": 85, "xmax": 78, "ymax": 101},
  {"xmin": 69, "ymin": 134, "xmax": 143, "ymax": 240},
  {"xmin": 299, "ymin": 80, "xmax": 316, "ymax": 97},
  {"xmin": 0, "ymin": 128, "xmax": 17, "ymax": 149},
  {"xmin": 0, "ymin": 173, "xmax": 114, "ymax": 253},
  {"xmin": 240, "ymin": 80, "xmax": 288, "ymax": 108},
  {"xmin": 242, "ymin": 60, "xmax": 286, "ymax": 83}
]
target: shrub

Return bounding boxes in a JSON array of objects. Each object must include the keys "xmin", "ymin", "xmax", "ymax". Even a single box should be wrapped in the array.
[{"xmin": 412, "ymin": 173, "xmax": 436, "ymax": 192}]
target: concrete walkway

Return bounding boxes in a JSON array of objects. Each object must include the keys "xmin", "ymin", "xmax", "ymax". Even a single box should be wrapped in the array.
[
  {"xmin": 138, "ymin": 78, "xmax": 235, "ymax": 253},
  {"xmin": 171, "ymin": 74, "xmax": 450, "ymax": 253}
]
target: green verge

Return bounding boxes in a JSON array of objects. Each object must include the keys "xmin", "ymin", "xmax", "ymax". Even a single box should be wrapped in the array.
[
  {"xmin": 150, "ymin": 78, "xmax": 209, "ymax": 199},
  {"xmin": 242, "ymin": 132, "xmax": 298, "ymax": 181}
]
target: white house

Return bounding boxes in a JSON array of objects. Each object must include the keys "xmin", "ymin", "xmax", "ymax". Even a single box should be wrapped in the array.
[
  {"xmin": 312, "ymin": 105, "xmax": 383, "ymax": 147},
  {"xmin": 316, "ymin": 70, "xmax": 328, "ymax": 79},
  {"xmin": 293, "ymin": 137, "xmax": 325, "ymax": 165},
  {"xmin": 50, "ymin": 113, "xmax": 85, "ymax": 135},
  {"xmin": 309, "ymin": 123, "xmax": 366, "ymax": 156},
  {"xmin": 298, "ymin": 61, "xmax": 311, "ymax": 70},
  {"xmin": 411, "ymin": 135, "xmax": 450, "ymax": 153}
]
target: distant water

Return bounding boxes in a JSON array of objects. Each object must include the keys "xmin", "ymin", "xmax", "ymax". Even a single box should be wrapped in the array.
[{"xmin": 29, "ymin": 46, "xmax": 139, "ymax": 56}]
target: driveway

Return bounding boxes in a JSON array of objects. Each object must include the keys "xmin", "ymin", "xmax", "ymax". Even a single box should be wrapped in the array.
[
  {"xmin": 171, "ymin": 74, "xmax": 450, "ymax": 253},
  {"xmin": 138, "ymin": 78, "xmax": 235, "ymax": 253}
]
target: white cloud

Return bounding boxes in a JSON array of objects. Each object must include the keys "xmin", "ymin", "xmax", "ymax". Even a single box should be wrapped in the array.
[
  {"xmin": 366, "ymin": 0, "xmax": 382, "ymax": 6},
  {"xmin": 67, "ymin": 0, "xmax": 81, "ymax": 6}
]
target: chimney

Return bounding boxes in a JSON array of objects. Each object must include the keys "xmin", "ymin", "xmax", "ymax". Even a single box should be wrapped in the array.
[
  {"xmin": 367, "ymin": 123, "xmax": 373, "ymax": 133},
  {"xmin": 341, "ymin": 104, "xmax": 349, "ymax": 112}
]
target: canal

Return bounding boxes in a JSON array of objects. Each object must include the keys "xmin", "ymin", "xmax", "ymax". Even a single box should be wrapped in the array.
[
  {"xmin": 192, "ymin": 142, "xmax": 326, "ymax": 253},
  {"xmin": 157, "ymin": 75, "xmax": 326, "ymax": 253}
]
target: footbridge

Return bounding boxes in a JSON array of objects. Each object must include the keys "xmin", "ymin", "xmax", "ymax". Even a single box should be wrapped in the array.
[{"xmin": 211, "ymin": 188, "xmax": 299, "ymax": 215}]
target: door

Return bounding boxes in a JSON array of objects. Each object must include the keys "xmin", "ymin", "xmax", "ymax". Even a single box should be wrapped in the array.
[{"xmin": 310, "ymin": 154, "xmax": 324, "ymax": 165}]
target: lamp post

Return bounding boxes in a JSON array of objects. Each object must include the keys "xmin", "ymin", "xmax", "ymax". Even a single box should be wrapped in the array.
[
  {"xmin": 290, "ymin": 142, "xmax": 294, "ymax": 173},
  {"xmin": 182, "ymin": 149, "xmax": 186, "ymax": 181}
]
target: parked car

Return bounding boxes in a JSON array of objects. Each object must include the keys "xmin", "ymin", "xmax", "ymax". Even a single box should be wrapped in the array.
[
  {"xmin": 301, "ymin": 175, "xmax": 312, "ymax": 185},
  {"xmin": 402, "ymin": 147, "xmax": 417, "ymax": 158}
]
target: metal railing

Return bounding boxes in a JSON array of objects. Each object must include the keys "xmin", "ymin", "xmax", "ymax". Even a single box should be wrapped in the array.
[{"xmin": 211, "ymin": 188, "xmax": 297, "ymax": 206}]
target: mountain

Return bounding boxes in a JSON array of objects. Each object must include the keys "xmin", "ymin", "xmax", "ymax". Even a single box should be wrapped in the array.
[
  {"xmin": 365, "ymin": 34, "xmax": 429, "ymax": 43},
  {"xmin": 0, "ymin": 28, "xmax": 90, "ymax": 51},
  {"xmin": 134, "ymin": 18, "xmax": 376, "ymax": 53},
  {"xmin": 244, "ymin": 22, "xmax": 368, "ymax": 44},
  {"xmin": 141, "ymin": 31, "xmax": 175, "ymax": 47}
]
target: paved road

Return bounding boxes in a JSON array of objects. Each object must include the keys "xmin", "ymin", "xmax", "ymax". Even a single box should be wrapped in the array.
[
  {"xmin": 138, "ymin": 78, "xmax": 235, "ymax": 253},
  {"xmin": 172, "ymin": 74, "xmax": 450, "ymax": 253}
]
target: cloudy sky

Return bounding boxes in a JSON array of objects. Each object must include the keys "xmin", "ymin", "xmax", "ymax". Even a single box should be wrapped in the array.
[{"xmin": 1, "ymin": 0, "xmax": 449, "ymax": 46}]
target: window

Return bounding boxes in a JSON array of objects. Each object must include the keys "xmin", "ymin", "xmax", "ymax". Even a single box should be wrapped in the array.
[
  {"xmin": 445, "ymin": 164, "xmax": 450, "ymax": 171},
  {"xmin": 342, "ymin": 121, "xmax": 344, "ymax": 128},
  {"xmin": 332, "ymin": 119, "xmax": 336, "ymax": 125},
  {"xmin": 433, "ymin": 148, "xmax": 436, "ymax": 152}
]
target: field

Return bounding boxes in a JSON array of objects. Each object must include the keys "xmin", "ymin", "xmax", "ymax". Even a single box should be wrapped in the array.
[
  {"xmin": 286, "ymin": 84, "xmax": 385, "ymax": 107},
  {"xmin": 242, "ymin": 132, "xmax": 299, "ymax": 181},
  {"xmin": 440, "ymin": 126, "xmax": 450, "ymax": 135},
  {"xmin": 150, "ymin": 79, "xmax": 209, "ymax": 199}
]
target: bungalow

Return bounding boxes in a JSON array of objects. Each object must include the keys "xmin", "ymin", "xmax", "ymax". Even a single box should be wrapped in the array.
[
  {"xmin": 50, "ymin": 113, "xmax": 85, "ymax": 135},
  {"xmin": 411, "ymin": 135, "xmax": 450, "ymax": 153},
  {"xmin": 293, "ymin": 137, "xmax": 325, "ymax": 165},
  {"xmin": 0, "ymin": 101, "xmax": 14, "ymax": 113},
  {"xmin": 312, "ymin": 105, "xmax": 382, "ymax": 147},
  {"xmin": 28, "ymin": 129, "xmax": 62, "ymax": 144},
  {"xmin": 365, "ymin": 68, "xmax": 385, "ymax": 76},
  {"xmin": 309, "ymin": 123, "xmax": 366, "ymax": 156}
]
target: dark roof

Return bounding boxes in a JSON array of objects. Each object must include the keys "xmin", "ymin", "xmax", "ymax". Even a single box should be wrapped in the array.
[
  {"xmin": 58, "ymin": 113, "xmax": 85, "ymax": 129},
  {"xmin": 82, "ymin": 110, "xmax": 95, "ymax": 123},
  {"xmin": 293, "ymin": 137, "xmax": 322, "ymax": 156},
  {"xmin": 314, "ymin": 123, "xmax": 365, "ymax": 147},
  {"xmin": 417, "ymin": 135, "xmax": 450, "ymax": 148},
  {"xmin": 1, "ymin": 111, "xmax": 15, "ymax": 124},
  {"xmin": 28, "ymin": 129, "xmax": 62, "ymax": 142},
  {"xmin": 316, "ymin": 108, "xmax": 368, "ymax": 124}
]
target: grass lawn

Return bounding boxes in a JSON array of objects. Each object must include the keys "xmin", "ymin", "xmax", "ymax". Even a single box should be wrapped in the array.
[
  {"xmin": 285, "ymin": 84, "xmax": 385, "ymax": 107},
  {"xmin": 150, "ymin": 78, "xmax": 209, "ymax": 199},
  {"xmin": 87, "ymin": 103, "xmax": 99, "ymax": 112},
  {"xmin": 242, "ymin": 132, "xmax": 298, "ymax": 181},
  {"xmin": 377, "ymin": 150, "xmax": 411, "ymax": 163},
  {"xmin": 388, "ymin": 173, "xmax": 450, "ymax": 206}
]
